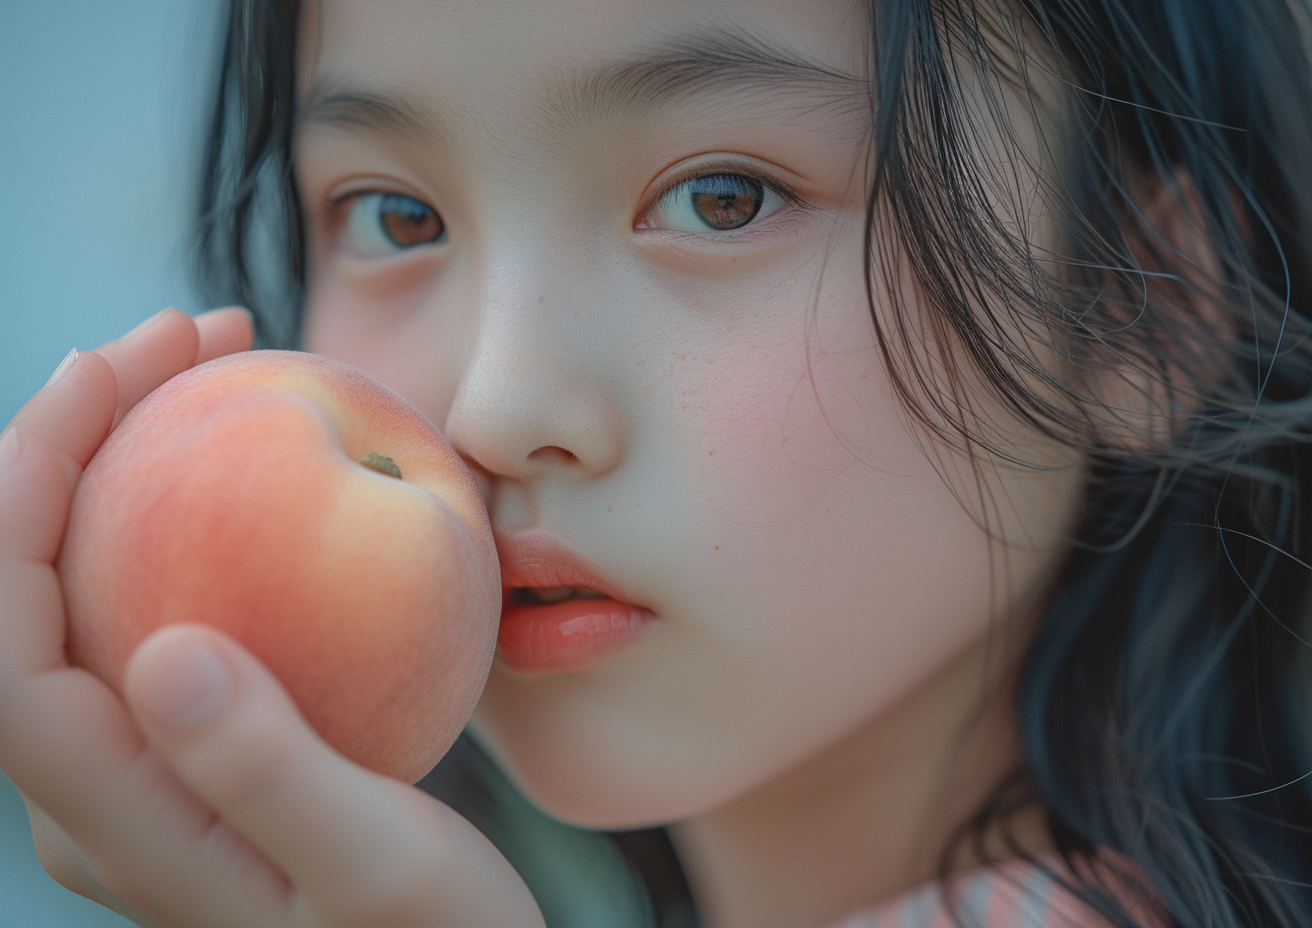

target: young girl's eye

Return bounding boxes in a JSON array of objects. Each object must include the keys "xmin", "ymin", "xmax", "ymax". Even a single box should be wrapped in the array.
[
  {"xmin": 341, "ymin": 192, "xmax": 446, "ymax": 256},
  {"xmin": 651, "ymin": 173, "xmax": 786, "ymax": 233}
]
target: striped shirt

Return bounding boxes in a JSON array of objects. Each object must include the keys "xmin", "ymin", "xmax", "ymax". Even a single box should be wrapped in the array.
[{"xmin": 830, "ymin": 855, "xmax": 1165, "ymax": 928}]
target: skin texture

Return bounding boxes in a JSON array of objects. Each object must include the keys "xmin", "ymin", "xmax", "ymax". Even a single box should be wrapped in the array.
[
  {"xmin": 0, "ymin": 1, "xmax": 1099, "ymax": 927},
  {"xmin": 59, "ymin": 350, "xmax": 501, "ymax": 784}
]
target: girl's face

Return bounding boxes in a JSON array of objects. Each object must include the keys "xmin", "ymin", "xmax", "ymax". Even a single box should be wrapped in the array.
[{"xmin": 296, "ymin": 0, "xmax": 1084, "ymax": 828}]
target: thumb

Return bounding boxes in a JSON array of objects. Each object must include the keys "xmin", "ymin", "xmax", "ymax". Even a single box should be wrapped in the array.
[
  {"xmin": 125, "ymin": 624, "xmax": 240, "ymax": 738},
  {"xmin": 124, "ymin": 624, "xmax": 546, "ymax": 928}
]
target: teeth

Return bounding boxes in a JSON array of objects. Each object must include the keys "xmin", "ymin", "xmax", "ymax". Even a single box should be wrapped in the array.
[
  {"xmin": 533, "ymin": 586, "xmax": 577, "ymax": 605},
  {"xmin": 511, "ymin": 586, "xmax": 607, "ymax": 605}
]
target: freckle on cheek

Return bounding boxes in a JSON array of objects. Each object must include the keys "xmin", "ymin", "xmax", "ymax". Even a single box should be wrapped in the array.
[{"xmin": 688, "ymin": 339, "xmax": 900, "ymax": 528}]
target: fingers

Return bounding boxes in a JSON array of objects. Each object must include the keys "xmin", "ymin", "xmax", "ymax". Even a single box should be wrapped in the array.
[
  {"xmin": 4, "ymin": 665, "xmax": 291, "ymax": 927},
  {"xmin": 125, "ymin": 625, "xmax": 437, "ymax": 916},
  {"xmin": 1, "ymin": 349, "xmax": 117, "ymax": 494},
  {"xmin": 0, "ymin": 305, "xmax": 281, "ymax": 928},
  {"xmin": 1, "ymin": 466, "xmax": 287, "ymax": 927},
  {"xmin": 2, "ymin": 306, "xmax": 254, "ymax": 474},
  {"xmin": 94, "ymin": 309, "xmax": 200, "ymax": 429},
  {"xmin": 0, "ymin": 346, "xmax": 136, "ymax": 830},
  {"xmin": 194, "ymin": 306, "xmax": 255, "ymax": 365},
  {"xmin": 126, "ymin": 625, "xmax": 545, "ymax": 927},
  {"xmin": 91, "ymin": 305, "xmax": 253, "ymax": 429},
  {"xmin": 3, "ymin": 306, "xmax": 536, "ymax": 927}
]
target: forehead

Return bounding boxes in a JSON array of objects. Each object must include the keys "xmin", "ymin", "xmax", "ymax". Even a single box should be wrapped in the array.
[{"xmin": 298, "ymin": 0, "xmax": 871, "ymax": 130}]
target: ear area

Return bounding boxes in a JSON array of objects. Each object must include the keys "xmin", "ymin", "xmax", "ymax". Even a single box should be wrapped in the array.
[{"xmin": 1080, "ymin": 169, "xmax": 1238, "ymax": 456}]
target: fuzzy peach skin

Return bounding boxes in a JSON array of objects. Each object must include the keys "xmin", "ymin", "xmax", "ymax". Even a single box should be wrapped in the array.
[{"xmin": 57, "ymin": 349, "xmax": 500, "ymax": 784}]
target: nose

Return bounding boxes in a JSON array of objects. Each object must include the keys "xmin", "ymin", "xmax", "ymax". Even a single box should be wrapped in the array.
[{"xmin": 443, "ymin": 272, "xmax": 627, "ymax": 484}]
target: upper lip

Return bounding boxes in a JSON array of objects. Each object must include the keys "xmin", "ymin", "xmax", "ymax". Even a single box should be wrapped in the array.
[{"xmin": 496, "ymin": 531, "xmax": 634, "ymax": 605}]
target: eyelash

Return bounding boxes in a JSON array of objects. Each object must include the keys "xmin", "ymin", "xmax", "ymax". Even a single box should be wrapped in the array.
[
  {"xmin": 329, "ymin": 190, "xmax": 447, "ymax": 258},
  {"xmin": 325, "ymin": 162, "xmax": 803, "ymax": 257},
  {"xmin": 640, "ymin": 163, "xmax": 804, "ymax": 237}
]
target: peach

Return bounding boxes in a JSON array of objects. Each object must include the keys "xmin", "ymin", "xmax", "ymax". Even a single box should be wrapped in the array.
[{"xmin": 59, "ymin": 350, "xmax": 500, "ymax": 783}]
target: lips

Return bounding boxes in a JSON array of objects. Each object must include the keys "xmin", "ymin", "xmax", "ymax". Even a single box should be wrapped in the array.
[{"xmin": 495, "ymin": 532, "xmax": 654, "ymax": 673}]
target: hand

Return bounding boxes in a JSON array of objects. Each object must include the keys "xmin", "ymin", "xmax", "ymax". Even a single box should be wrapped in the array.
[{"xmin": 0, "ymin": 308, "xmax": 544, "ymax": 928}]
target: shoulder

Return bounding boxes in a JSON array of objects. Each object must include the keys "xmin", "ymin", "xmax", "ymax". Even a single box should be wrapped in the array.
[{"xmin": 830, "ymin": 853, "xmax": 1170, "ymax": 928}]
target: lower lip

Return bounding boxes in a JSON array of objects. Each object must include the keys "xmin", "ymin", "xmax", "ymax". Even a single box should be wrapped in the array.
[{"xmin": 496, "ymin": 598, "xmax": 654, "ymax": 673}]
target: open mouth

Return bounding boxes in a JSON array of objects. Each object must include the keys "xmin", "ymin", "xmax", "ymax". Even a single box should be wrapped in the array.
[{"xmin": 509, "ymin": 585, "xmax": 609, "ymax": 606}]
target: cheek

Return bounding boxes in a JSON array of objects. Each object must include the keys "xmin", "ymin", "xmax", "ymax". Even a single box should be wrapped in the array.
[
  {"xmin": 687, "ymin": 311, "xmax": 922, "ymax": 529},
  {"xmin": 674, "ymin": 314, "xmax": 998, "ymax": 666},
  {"xmin": 656, "ymin": 283, "xmax": 1079, "ymax": 774},
  {"xmin": 664, "ymin": 248, "xmax": 934, "ymax": 542},
  {"xmin": 302, "ymin": 282, "xmax": 469, "ymax": 429}
]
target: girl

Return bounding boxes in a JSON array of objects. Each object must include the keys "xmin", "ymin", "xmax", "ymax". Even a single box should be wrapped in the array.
[{"xmin": 2, "ymin": 0, "xmax": 1310, "ymax": 926}]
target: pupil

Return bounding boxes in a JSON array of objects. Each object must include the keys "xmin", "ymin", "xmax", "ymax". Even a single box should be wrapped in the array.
[
  {"xmin": 689, "ymin": 175, "xmax": 763, "ymax": 230},
  {"xmin": 379, "ymin": 193, "xmax": 443, "ymax": 246}
]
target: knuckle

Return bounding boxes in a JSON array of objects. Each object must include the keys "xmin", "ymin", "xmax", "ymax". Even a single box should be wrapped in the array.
[
  {"xmin": 194, "ymin": 713, "xmax": 297, "ymax": 809},
  {"xmin": 334, "ymin": 891, "xmax": 433, "ymax": 928},
  {"xmin": 328, "ymin": 858, "xmax": 443, "ymax": 928}
]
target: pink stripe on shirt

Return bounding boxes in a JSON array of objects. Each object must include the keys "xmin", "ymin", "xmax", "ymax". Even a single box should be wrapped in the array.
[{"xmin": 830, "ymin": 854, "xmax": 1167, "ymax": 928}]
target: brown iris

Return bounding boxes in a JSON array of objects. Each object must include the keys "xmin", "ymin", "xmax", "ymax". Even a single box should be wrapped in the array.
[
  {"xmin": 688, "ymin": 174, "xmax": 765, "ymax": 230},
  {"xmin": 377, "ymin": 193, "xmax": 444, "ymax": 247}
]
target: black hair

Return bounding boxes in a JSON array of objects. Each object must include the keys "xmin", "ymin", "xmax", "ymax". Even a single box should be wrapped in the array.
[
  {"xmin": 196, "ymin": 1, "xmax": 1312, "ymax": 926},
  {"xmin": 860, "ymin": 3, "xmax": 1312, "ymax": 926},
  {"xmin": 196, "ymin": 0, "xmax": 304, "ymax": 350}
]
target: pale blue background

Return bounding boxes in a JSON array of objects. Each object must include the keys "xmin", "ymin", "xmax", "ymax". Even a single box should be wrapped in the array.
[{"xmin": 2, "ymin": 2, "xmax": 221, "ymax": 924}]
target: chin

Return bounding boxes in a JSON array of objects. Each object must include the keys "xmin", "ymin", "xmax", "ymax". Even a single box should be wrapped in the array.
[
  {"xmin": 466, "ymin": 695, "xmax": 772, "ymax": 831},
  {"xmin": 465, "ymin": 729, "xmax": 690, "ymax": 829}
]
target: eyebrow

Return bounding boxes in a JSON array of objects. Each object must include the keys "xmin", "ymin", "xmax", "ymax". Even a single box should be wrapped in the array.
[
  {"xmin": 557, "ymin": 29, "xmax": 865, "ymax": 124},
  {"xmin": 298, "ymin": 86, "xmax": 447, "ymax": 140},
  {"xmin": 297, "ymin": 28, "xmax": 866, "ymax": 142}
]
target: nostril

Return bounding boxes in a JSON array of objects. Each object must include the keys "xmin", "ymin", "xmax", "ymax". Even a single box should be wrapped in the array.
[{"xmin": 527, "ymin": 445, "xmax": 579, "ymax": 463}]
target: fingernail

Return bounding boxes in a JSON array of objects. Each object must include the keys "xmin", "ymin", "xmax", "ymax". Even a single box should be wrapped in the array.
[
  {"xmin": 44, "ymin": 348, "xmax": 79, "ymax": 388},
  {"xmin": 0, "ymin": 428, "xmax": 19, "ymax": 471},
  {"xmin": 137, "ymin": 635, "xmax": 234, "ymax": 733}
]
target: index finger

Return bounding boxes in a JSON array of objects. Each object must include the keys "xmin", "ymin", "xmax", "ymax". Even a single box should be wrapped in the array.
[
  {"xmin": 92, "ymin": 306, "xmax": 255, "ymax": 430},
  {"xmin": 94, "ymin": 308, "xmax": 200, "ymax": 430},
  {"xmin": 0, "ymin": 339, "xmax": 288, "ymax": 928},
  {"xmin": 193, "ymin": 306, "xmax": 256, "ymax": 366},
  {"xmin": 1, "ymin": 349, "xmax": 117, "ymax": 508}
]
